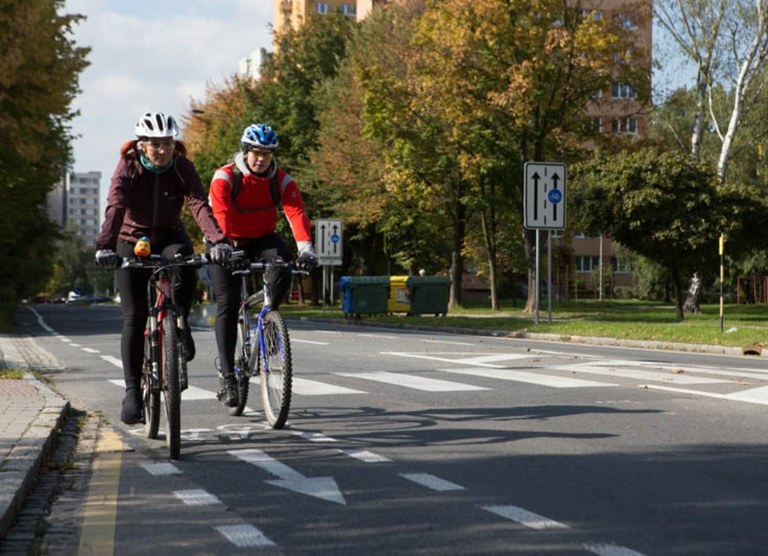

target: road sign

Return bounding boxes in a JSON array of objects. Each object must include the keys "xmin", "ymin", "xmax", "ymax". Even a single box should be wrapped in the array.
[
  {"xmin": 315, "ymin": 219, "xmax": 343, "ymax": 265},
  {"xmin": 524, "ymin": 162, "xmax": 567, "ymax": 230}
]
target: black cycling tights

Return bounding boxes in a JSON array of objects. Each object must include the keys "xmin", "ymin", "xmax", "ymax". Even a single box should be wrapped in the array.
[{"xmin": 115, "ymin": 234, "xmax": 195, "ymax": 388}]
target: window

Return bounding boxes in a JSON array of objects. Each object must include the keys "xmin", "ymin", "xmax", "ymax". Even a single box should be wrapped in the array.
[
  {"xmin": 612, "ymin": 256, "xmax": 631, "ymax": 273},
  {"xmin": 316, "ymin": 2, "xmax": 329, "ymax": 14},
  {"xmin": 576, "ymin": 256, "xmax": 601, "ymax": 272},
  {"xmin": 573, "ymin": 232, "xmax": 588, "ymax": 239},
  {"xmin": 612, "ymin": 117, "xmax": 638, "ymax": 134},
  {"xmin": 591, "ymin": 88, "xmax": 603, "ymax": 99},
  {"xmin": 615, "ymin": 13, "xmax": 637, "ymax": 31},
  {"xmin": 611, "ymin": 83, "xmax": 637, "ymax": 99},
  {"xmin": 591, "ymin": 117, "xmax": 602, "ymax": 133},
  {"xmin": 579, "ymin": 9, "xmax": 602, "ymax": 21},
  {"xmin": 340, "ymin": 4, "xmax": 356, "ymax": 16}
]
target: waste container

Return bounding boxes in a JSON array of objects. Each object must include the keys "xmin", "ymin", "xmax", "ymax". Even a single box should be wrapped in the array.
[
  {"xmin": 338, "ymin": 276, "xmax": 390, "ymax": 317},
  {"xmin": 388, "ymin": 276, "xmax": 411, "ymax": 313},
  {"xmin": 406, "ymin": 276, "xmax": 451, "ymax": 316}
]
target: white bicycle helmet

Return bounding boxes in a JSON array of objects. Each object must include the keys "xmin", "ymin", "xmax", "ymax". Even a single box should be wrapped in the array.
[{"xmin": 134, "ymin": 112, "xmax": 180, "ymax": 138}]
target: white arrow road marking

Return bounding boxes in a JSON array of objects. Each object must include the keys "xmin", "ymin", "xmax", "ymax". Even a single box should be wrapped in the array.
[{"xmin": 229, "ymin": 448, "xmax": 346, "ymax": 505}]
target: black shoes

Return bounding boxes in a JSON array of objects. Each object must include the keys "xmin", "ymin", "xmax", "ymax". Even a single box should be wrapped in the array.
[
  {"xmin": 219, "ymin": 374, "xmax": 238, "ymax": 407},
  {"xmin": 183, "ymin": 327, "xmax": 195, "ymax": 362},
  {"xmin": 121, "ymin": 388, "xmax": 143, "ymax": 424}
]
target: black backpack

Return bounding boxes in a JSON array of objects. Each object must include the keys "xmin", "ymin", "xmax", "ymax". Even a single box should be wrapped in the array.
[{"xmin": 230, "ymin": 165, "xmax": 281, "ymax": 213}]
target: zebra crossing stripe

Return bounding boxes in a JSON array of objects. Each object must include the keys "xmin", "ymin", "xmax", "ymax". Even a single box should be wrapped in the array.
[
  {"xmin": 439, "ymin": 368, "xmax": 616, "ymax": 388},
  {"xmin": 292, "ymin": 377, "xmax": 366, "ymax": 395},
  {"xmin": 215, "ymin": 524, "xmax": 275, "ymax": 548},
  {"xmin": 548, "ymin": 363, "xmax": 727, "ymax": 385},
  {"xmin": 335, "ymin": 371, "xmax": 489, "ymax": 392}
]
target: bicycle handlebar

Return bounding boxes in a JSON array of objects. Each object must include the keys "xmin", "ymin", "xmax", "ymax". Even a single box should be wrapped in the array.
[
  {"xmin": 226, "ymin": 250, "xmax": 308, "ymax": 274},
  {"xmin": 117, "ymin": 253, "xmax": 209, "ymax": 270}
]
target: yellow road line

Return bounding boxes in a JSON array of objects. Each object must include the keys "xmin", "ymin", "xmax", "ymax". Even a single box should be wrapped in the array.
[{"xmin": 78, "ymin": 428, "xmax": 123, "ymax": 554}]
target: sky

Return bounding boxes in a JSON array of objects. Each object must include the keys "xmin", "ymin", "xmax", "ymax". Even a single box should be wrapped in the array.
[{"xmin": 61, "ymin": 1, "xmax": 274, "ymax": 210}]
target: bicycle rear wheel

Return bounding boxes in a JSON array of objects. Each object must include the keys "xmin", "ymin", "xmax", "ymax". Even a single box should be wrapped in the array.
[
  {"xmin": 230, "ymin": 309, "xmax": 255, "ymax": 417},
  {"xmin": 162, "ymin": 314, "xmax": 181, "ymax": 460},
  {"xmin": 143, "ymin": 334, "xmax": 160, "ymax": 439},
  {"xmin": 258, "ymin": 310, "xmax": 292, "ymax": 429}
]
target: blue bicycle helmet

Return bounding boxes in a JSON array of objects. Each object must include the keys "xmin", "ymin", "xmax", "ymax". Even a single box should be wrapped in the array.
[{"xmin": 241, "ymin": 123, "xmax": 279, "ymax": 152}]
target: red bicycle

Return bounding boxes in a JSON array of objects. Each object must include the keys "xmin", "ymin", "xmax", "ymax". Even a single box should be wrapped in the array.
[{"xmin": 119, "ymin": 253, "xmax": 205, "ymax": 459}]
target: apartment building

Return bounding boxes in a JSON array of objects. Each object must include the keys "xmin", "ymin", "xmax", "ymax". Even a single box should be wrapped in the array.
[
  {"xmin": 273, "ymin": 0, "xmax": 395, "ymax": 35},
  {"xmin": 47, "ymin": 171, "xmax": 101, "ymax": 247}
]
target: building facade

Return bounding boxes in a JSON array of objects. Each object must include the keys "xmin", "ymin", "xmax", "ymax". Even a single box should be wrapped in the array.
[{"xmin": 47, "ymin": 171, "xmax": 101, "ymax": 247}]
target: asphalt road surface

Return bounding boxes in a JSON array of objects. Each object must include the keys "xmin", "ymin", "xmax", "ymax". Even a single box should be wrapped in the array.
[{"xmin": 12, "ymin": 303, "xmax": 768, "ymax": 555}]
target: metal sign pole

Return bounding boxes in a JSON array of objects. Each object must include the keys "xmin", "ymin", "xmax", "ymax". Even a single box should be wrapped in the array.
[
  {"xmin": 535, "ymin": 229, "xmax": 540, "ymax": 325},
  {"xmin": 547, "ymin": 230, "xmax": 552, "ymax": 323}
]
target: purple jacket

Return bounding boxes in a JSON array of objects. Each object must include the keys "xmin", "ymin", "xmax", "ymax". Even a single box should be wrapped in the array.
[{"xmin": 97, "ymin": 147, "xmax": 226, "ymax": 250}]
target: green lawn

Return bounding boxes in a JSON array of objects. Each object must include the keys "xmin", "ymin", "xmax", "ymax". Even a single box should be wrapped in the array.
[{"xmin": 281, "ymin": 299, "xmax": 768, "ymax": 348}]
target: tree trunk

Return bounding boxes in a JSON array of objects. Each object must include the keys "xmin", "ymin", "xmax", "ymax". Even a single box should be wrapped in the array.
[
  {"xmin": 671, "ymin": 267, "xmax": 685, "ymax": 321},
  {"xmin": 683, "ymin": 272, "xmax": 702, "ymax": 314},
  {"xmin": 523, "ymin": 227, "xmax": 537, "ymax": 313},
  {"xmin": 448, "ymin": 185, "xmax": 467, "ymax": 308}
]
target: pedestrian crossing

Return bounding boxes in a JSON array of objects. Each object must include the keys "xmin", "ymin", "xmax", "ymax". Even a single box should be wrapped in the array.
[{"xmin": 103, "ymin": 350, "xmax": 768, "ymax": 406}]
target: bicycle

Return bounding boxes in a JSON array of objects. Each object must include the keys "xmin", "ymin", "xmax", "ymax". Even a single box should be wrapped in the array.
[
  {"xmin": 222, "ymin": 252, "xmax": 305, "ymax": 429},
  {"xmin": 118, "ymin": 253, "xmax": 205, "ymax": 459}
]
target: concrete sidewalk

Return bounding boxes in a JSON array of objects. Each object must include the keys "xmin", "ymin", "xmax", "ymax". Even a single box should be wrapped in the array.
[{"xmin": 0, "ymin": 335, "xmax": 69, "ymax": 541}]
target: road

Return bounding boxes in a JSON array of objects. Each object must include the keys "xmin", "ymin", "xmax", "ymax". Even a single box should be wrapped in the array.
[{"xmin": 12, "ymin": 303, "xmax": 768, "ymax": 555}]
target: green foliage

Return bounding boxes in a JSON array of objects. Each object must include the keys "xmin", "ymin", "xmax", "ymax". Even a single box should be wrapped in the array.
[{"xmin": 0, "ymin": 1, "xmax": 89, "ymax": 301}]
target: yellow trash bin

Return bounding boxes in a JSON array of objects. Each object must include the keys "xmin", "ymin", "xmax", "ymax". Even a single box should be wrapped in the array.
[{"xmin": 388, "ymin": 276, "xmax": 411, "ymax": 313}]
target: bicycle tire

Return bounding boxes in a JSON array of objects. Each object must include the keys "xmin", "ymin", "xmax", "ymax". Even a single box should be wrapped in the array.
[
  {"xmin": 143, "ymin": 334, "xmax": 161, "ymax": 439},
  {"xmin": 162, "ymin": 314, "xmax": 181, "ymax": 460},
  {"xmin": 230, "ymin": 310, "xmax": 255, "ymax": 416},
  {"xmin": 258, "ymin": 310, "xmax": 292, "ymax": 429}
]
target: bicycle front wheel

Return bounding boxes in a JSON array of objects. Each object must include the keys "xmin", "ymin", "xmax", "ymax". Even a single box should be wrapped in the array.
[
  {"xmin": 143, "ymin": 334, "xmax": 160, "ymax": 439},
  {"xmin": 258, "ymin": 310, "xmax": 292, "ymax": 429},
  {"xmin": 162, "ymin": 314, "xmax": 181, "ymax": 460}
]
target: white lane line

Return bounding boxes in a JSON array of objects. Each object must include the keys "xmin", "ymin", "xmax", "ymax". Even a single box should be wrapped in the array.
[
  {"xmin": 292, "ymin": 377, "xmax": 367, "ymax": 395},
  {"xmin": 173, "ymin": 489, "xmax": 221, "ymax": 506},
  {"xmin": 215, "ymin": 524, "xmax": 275, "ymax": 548},
  {"xmin": 291, "ymin": 339, "xmax": 330, "ymax": 345},
  {"xmin": 439, "ymin": 368, "xmax": 616, "ymax": 388},
  {"xmin": 548, "ymin": 363, "xmax": 727, "ymax": 385},
  {"xmin": 400, "ymin": 473, "xmax": 464, "ymax": 491},
  {"xmin": 482, "ymin": 504, "xmax": 568, "ymax": 530},
  {"xmin": 335, "ymin": 371, "xmax": 489, "ymax": 392},
  {"xmin": 141, "ymin": 462, "xmax": 181, "ymax": 476},
  {"xmin": 343, "ymin": 449, "xmax": 391, "ymax": 463},
  {"xmin": 384, "ymin": 351, "xmax": 530, "ymax": 368},
  {"xmin": 583, "ymin": 542, "xmax": 647, "ymax": 556},
  {"xmin": 59, "ymin": 337, "xmax": 72, "ymax": 343},
  {"xmin": 102, "ymin": 355, "xmax": 123, "ymax": 368},
  {"xmin": 420, "ymin": 339, "xmax": 474, "ymax": 346},
  {"xmin": 82, "ymin": 348, "xmax": 100, "ymax": 354},
  {"xmin": 70, "ymin": 343, "xmax": 82, "ymax": 347},
  {"xmin": 360, "ymin": 333, "xmax": 398, "ymax": 339}
]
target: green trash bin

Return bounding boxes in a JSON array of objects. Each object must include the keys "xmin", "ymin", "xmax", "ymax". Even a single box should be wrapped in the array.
[
  {"xmin": 406, "ymin": 276, "xmax": 451, "ymax": 316},
  {"xmin": 338, "ymin": 276, "xmax": 390, "ymax": 317}
]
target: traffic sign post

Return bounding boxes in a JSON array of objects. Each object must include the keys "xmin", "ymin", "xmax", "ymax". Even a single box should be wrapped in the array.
[
  {"xmin": 314, "ymin": 219, "xmax": 343, "ymax": 312},
  {"xmin": 523, "ymin": 162, "xmax": 567, "ymax": 324}
]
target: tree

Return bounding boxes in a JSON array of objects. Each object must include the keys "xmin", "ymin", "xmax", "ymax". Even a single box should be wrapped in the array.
[
  {"xmin": 404, "ymin": 0, "xmax": 648, "ymax": 310},
  {"xmin": 571, "ymin": 148, "xmax": 765, "ymax": 320},
  {"xmin": 0, "ymin": 1, "xmax": 89, "ymax": 301}
]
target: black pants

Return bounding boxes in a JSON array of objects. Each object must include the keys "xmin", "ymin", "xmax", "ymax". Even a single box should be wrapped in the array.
[
  {"xmin": 208, "ymin": 234, "xmax": 292, "ymax": 376},
  {"xmin": 115, "ymin": 233, "xmax": 195, "ymax": 389}
]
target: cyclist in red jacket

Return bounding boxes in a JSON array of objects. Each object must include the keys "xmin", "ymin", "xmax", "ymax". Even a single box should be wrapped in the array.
[
  {"xmin": 208, "ymin": 123, "xmax": 316, "ymax": 407},
  {"xmin": 95, "ymin": 111, "xmax": 232, "ymax": 424}
]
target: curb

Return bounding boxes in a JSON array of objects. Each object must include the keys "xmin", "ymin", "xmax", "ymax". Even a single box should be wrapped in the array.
[{"xmin": 0, "ymin": 375, "xmax": 70, "ymax": 540}]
